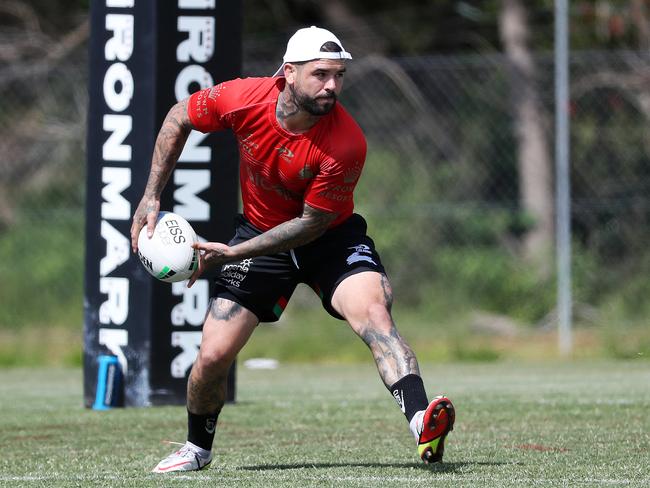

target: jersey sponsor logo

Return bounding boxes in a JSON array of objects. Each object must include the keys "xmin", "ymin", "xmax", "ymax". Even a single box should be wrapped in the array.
[
  {"xmin": 346, "ymin": 244, "xmax": 376, "ymax": 266},
  {"xmin": 316, "ymin": 191, "xmax": 352, "ymax": 202},
  {"xmin": 316, "ymin": 182, "xmax": 355, "ymax": 202},
  {"xmin": 298, "ymin": 163, "xmax": 314, "ymax": 180},
  {"xmin": 208, "ymin": 83, "xmax": 224, "ymax": 101},
  {"xmin": 343, "ymin": 162, "xmax": 362, "ymax": 183},
  {"xmin": 246, "ymin": 166, "xmax": 302, "ymax": 201},
  {"xmin": 328, "ymin": 183, "xmax": 355, "ymax": 193},
  {"xmin": 316, "ymin": 188, "xmax": 353, "ymax": 202},
  {"xmin": 275, "ymin": 144, "xmax": 294, "ymax": 163},
  {"xmin": 194, "ymin": 89, "xmax": 210, "ymax": 119},
  {"xmin": 317, "ymin": 190, "xmax": 352, "ymax": 202},
  {"xmin": 239, "ymin": 133, "xmax": 259, "ymax": 156}
]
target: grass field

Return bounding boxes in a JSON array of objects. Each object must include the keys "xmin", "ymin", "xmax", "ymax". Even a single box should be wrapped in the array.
[{"xmin": 0, "ymin": 361, "xmax": 648, "ymax": 487}]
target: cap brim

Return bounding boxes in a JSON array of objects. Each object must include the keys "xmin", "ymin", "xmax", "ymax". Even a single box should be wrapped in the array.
[
  {"xmin": 273, "ymin": 51, "xmax": 353, "ymax": 77},
  {"xmin": 272, "ymin": 63, "xmax": 285, "ymax": 77}
]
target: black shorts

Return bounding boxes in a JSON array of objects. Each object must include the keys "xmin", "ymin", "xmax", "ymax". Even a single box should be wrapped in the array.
[{"xmin": 212, "ymin": 213, "xmax": 386, "ymax": 322}]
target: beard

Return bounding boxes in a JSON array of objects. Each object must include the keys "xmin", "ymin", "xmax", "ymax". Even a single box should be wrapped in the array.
[{"xmin": 289, "ymin": 84, "xmax": 337, "ymax": 116}]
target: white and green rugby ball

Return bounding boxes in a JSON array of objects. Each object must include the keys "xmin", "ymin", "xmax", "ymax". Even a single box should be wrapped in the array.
[{"xmin": 137, "ymin": 211, "xmax": 198, "ymax": 283}]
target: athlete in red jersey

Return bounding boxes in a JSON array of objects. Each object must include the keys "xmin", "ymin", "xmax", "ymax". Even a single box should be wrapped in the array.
[
  {"xmin": 131, "ymin": 26, "xmax": 454, "ymax": 472},
  {"xmin": 188, "ymin": 76, "xmax": 366, "ymax": 231}
]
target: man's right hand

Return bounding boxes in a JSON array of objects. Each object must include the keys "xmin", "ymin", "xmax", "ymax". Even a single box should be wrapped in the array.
[{"xmin": 131, "ymin": 197, "xmax": 160, "ymax": 253}]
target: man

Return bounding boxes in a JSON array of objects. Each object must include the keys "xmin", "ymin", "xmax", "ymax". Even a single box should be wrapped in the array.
[{"xmin": 131, "ymin": 26, "xmax": 454, "ymax": 473}]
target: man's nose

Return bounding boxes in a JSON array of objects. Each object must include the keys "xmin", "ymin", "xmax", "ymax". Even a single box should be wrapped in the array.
[{"xmin": 324, "ymin": 76, "xmax": 337, "ymax": 91}]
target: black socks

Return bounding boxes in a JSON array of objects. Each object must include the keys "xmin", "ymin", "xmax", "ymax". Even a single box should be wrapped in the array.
[
  {"xmin": 187, "ymin": 410, "xmax": 219, "ymax": 451},
  {"xmin": 388, "ymin": 374, "xmax": 429, "ymax": 422},
  {"xmin": 187, "ymin": 376, "xmax": 428, "ymax": 449}
]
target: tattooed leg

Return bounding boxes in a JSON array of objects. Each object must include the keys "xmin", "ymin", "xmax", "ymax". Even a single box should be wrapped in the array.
[
  {"xmin": 332, "ymin": 272, "xmax": 421, "ymax": 387},
  {"xmin": 187, "ymin": 298, "xmax": 258, "ymax": 414},
  {"xmin": 360, "ymin": 321, "xmax": 420, "ymax": 388}
]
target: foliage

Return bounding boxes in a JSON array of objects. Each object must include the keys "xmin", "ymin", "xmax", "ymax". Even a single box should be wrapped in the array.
[
  {"xmin": 242, "ymin": 0, "xmax": 650, "ymax": 54},
  {"xmin": 1, "ymin": 1, "xmax": 648, "ymax": 366},
  {"xmin": 6, "ymin": 1, "xmax": 650, "ymax": 56},
  {"xmin": 424, "ymin": 248, "xmax": 555, "ymax": 323},
  {"xmin": 353, "ymin": 78, "xmax": 553, "ymax": 323},
  {"xmin": 571, "ymin": 84, "xmax": 650, "ymax": 276},
  {"xmin": 0, "ymin": 206, "xmax": 83, "ymax": 330}
]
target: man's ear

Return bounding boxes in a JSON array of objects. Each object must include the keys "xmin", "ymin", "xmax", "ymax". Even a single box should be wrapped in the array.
[{"xmin": 284, "ymin": 63, "xmax": 298, "ymax": 83}]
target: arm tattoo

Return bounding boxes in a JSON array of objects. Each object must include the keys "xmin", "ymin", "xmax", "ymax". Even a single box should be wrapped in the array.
[
  {"xmin": 144, "ymin": 99, "xmax": 192, "ymax": 198},
  {"xmin": 361, "ymin": 324, "xmax": 420, "ymax": 387},
  {"xmin": 232, "ymin": 204, "xmax": 337, "ymax": 258}
]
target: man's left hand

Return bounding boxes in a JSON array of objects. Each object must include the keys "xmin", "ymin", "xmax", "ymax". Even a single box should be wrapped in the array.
[{"xmin": 187, "ymin": 241, "xmax": 234, "ymax": 288}]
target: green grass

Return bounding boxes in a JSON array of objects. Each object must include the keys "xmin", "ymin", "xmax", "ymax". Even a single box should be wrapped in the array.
[
  {"xmin": 0, "ymin": 361, "xmax": 649, "ymax": 487},
  {"xmin": 0, "ymin": 211, "xmax": 83, "ymax": 330}
]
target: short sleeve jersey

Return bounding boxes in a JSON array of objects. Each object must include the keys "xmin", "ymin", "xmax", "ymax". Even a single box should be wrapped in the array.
[{"xmin": 187, "ymin": 77, "xmax": 367, "ymax": 231}]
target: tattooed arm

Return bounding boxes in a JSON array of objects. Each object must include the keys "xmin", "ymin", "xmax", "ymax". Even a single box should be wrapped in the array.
[
  {"xmin": 130, "ymin": 99, "xmax": 193, "ymax": 252},
  {"xmin": 232, "ymin": 203, "xmax": 336, "ymax": 257},
  {"xmin": 188, "ymin": 203, "xmax": 336, "ymax": 287}
]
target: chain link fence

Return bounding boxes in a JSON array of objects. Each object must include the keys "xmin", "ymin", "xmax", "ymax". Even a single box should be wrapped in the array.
[
  {"xmin": 1, "ymin": 33, "xmax": 648, "ymax": 349},
  {"xmin": 246, "ymin": 50, "xmax": 650, "ymax": 333}
]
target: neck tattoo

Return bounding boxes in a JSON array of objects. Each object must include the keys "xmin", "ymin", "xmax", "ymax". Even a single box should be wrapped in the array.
[{"xmin": 276, "ymin": 91, "xmax": 300, "ymax": 125}]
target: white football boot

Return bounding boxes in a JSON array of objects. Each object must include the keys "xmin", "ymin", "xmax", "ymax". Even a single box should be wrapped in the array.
[{"xmin": 152, "ymin": 441, "xmax": 213, "ymax": 473}]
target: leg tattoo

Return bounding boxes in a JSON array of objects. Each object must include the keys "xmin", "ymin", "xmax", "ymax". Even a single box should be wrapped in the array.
[
  {"xmin": 358, "ymin": 274, "xmax": 418, "ymax": 386},
  {"xmin": 208, "ymin": 298, "xmax": 245, "ymax": 321},
  {"xmin": 380, "ymin": 274, "xmax": 393, "ymax": 312},
  {"xmin": 361, "ymin": 325, "xmax": 420, "ymax": 387},
  {"xmin": 187, "ymin": 368, "xmax": 227, "ymax": 415}
]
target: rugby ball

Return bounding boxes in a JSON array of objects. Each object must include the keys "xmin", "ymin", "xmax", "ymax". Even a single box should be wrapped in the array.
[{"xmin": 137, "ymin": 212, "xmax": 198, "ymax": 283}]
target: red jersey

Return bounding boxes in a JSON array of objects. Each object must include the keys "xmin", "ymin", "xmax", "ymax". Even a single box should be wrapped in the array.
[{"xmin": 187, "ymin": 77, "xmax": 366, "ymax": 231}]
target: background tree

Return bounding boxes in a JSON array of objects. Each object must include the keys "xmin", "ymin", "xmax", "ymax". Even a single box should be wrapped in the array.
[{"xmin": 498, "ymin": 0, "xmax": 554, "ymax": 270}]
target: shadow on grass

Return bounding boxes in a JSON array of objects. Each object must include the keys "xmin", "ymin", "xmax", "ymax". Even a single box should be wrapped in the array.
[{"xmin": 241, "ymin": 461, "xmax": 511, "ymax": 472}]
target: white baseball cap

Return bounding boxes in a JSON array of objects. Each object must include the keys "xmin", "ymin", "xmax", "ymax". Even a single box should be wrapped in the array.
[{"xmin": 273, "ymin": 26, "xmax": 352, "ymax": 77}]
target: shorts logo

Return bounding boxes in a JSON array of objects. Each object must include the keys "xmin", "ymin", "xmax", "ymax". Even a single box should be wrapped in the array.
[
  {"xmin": 346, "ymin": 244, "xmax": 376, "ymax": 266},
  {"xmin": 221, "ymin": 258, "xmax": 253, "ymax": 287}
]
